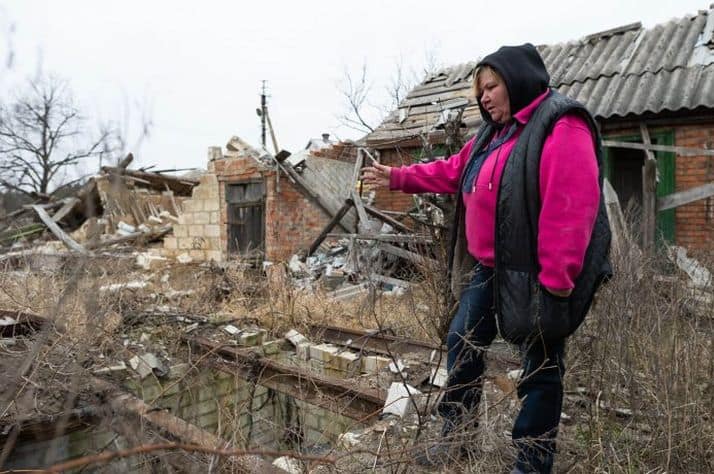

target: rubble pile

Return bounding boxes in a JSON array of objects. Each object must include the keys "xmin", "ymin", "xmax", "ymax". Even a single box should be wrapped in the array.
[{"xmin": 0, "ymin": 153, "xmax": 199, "ymax": 261}]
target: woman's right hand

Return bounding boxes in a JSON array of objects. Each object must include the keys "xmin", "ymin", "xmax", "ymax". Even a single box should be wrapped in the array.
[{"xmin": 361, "ymin": 162, "xmax": 393, "ymax": 188}]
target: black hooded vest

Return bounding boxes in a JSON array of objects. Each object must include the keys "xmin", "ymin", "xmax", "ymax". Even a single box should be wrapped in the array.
[{"xmin": 448, "ymin": 91, "xmax": 613, "ymax": 343}]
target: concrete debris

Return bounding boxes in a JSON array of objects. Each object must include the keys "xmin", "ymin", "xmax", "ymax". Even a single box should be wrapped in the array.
[
  {"xmin": 429, "ymin": 367, "xmax": 449, "ymax": 387},
  {"xmin": 668, "ymin": 246, "xmax": 712, "ymax": 288},
  {"xmin": 361, "ymin": 355, "xmax": 391, "ymax": 374},
  {"xmin": 337, "ymin": 431, "xmax": 361, "ymax": 449},
  {"xmin": 99, "ymin": 281, "xmax": 149, "ymax": 292},
  {"xmin": 128, "ymin": 353, "xmax": 168, "ymax": 379},
  {"xmin": 136, "ymin": 251, "xmax": 167, "ymax": 270},
  {"xmin": 272, "ymin": 456, "xmax": 301, "ymax": 474},
  {"xmin": 507, "ymin": 369, "xmax": 524, "ymax": 381},
  {"xmin": 388, "ymin": 359, "xmax": 407, "ymax": 375},
  {"xmin": 382, "ymin": 382, "xmax": 422, "ymax": 417},
  {"xmin": 223, "ymin": 325, "xmax": 240, "ymax": 335},
  {"xmin": 0, "ymin": 316, "xmax": 16, "ymax": 326},
  {"xmin": 176, "ymin": 253, "xmax": 193, "ymax": 264},
  {"xmin": 116, "ymin": 221, "xmax": 137, "ymax": 236},
  {"xmin": 238, "ymin": 329, "xmax": 266, "ymax": 347},
  {"xmin": 93, "ymin": 361, "xmax": 128, "ymax": 374},
  {"xmin": 284, "ymin": 329, "xmax": 309, "ymax": 347}
]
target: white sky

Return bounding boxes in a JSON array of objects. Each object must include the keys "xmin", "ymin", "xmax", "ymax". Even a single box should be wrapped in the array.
[{"xmin": 0, "ymin": 1, "xmax": 709, "ymax": 172}]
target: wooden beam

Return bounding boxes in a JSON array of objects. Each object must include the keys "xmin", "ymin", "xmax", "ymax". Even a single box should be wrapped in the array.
[
  {"xmin": 602, "ymin": 140, "xmax": 714, "ymax": 157},
  {"xmin": 350, "ymin": 189, "xmax": 372, "ymax": 233},
  {"xmin": 363, "ymin": 205, "xmax": 412, "ymax": 233},
  {"xmin": 92, "ymin": 378, "xmax": 282, "ymax": 474},
  {"xmin": 327, "ymin": 233, "xmax": 433, "ymax": 244},
  {"xmin": 639, "ymin": 123, "xmax": 657, "ymax": 251},
  {"xmin": 51, "ymin": 197, "xmax": 80, "ymax": 223},
  {"xmin": 658, "ymin": 182, "xmax": 714, "ymax": 211},
  {"xmin": 306, "ymin": 199, "xmax": 354, "ymax": 257},
  {"xmin": 32, "ymin": 205, "xmax": 89, "ymax": 254},
  {"xmin": 377, "ymin": 242, "xmax": 438, "ymax": 267}
]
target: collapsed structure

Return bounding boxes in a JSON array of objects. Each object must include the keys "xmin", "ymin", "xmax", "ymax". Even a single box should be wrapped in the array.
[{"xmin": 0, "ymin": 6, "xmax": 713, "ymax": 473}]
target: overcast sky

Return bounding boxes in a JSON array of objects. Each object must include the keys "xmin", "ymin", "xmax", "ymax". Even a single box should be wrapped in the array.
[{"xmin": 0, "ymin": 1, "xmax": 709, "ymax": 172}]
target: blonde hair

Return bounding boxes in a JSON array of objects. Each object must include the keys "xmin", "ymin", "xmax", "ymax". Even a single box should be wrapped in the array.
[{"xmin": 472, "ymin": 65, "xmax": 503, "ymax": 100}]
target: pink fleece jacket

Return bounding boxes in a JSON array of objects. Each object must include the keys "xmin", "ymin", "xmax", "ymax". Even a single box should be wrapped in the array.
[{"xmin": 389, "ymin": 91, "xmax": 600, "ymax": 291}]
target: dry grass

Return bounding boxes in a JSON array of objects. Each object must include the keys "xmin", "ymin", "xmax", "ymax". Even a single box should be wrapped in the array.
[{"xmin": 0, "ymin": 240, "xmax": 711, "ymax": 472}]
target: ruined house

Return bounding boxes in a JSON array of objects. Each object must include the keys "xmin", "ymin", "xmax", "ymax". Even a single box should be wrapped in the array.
[
  {"xmin": 365, "ymin": 6, "xmax": 714, "ymax": 250},
  {"xmin": 160, "ymin": 138, "xmax": 361, "ymax": 263}
]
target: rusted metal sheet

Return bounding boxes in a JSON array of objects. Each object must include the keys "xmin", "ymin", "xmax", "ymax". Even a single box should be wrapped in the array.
[{"xmin": 184, "ymin": 336, "xmax": 386, "ymax": 422}]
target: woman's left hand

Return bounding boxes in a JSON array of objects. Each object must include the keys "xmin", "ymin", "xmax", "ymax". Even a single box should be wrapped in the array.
[{"xmin": 545, "ymin": 287, "xmax": 572, "ymax": 298}]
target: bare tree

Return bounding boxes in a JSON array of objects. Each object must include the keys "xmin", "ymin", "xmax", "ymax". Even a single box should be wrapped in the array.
[
  {"xmin": 337, "ymin": 62, "xmax": 376, "ymax": 134},
  {"xmin": 337, "ymin": 49, "xmax": 443, "ymax": 136},
  {"xmin": 0, "ymin": 75, "xmax": 117, "ymax": 200}
]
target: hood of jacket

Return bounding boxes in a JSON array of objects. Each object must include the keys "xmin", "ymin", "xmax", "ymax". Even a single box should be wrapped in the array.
[{"xmin": 476, "ymin": 43, "xmax": 550, "ymax": 125}]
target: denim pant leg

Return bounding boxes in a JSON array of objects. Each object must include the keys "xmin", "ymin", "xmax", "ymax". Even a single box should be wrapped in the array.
[
  {"xmin": 512, "ymin": 338, "xmax": 566, "ymax": 474},
  {"xmin": 438, "ymin": 265, "xmax": 498, "ymax": 425}
]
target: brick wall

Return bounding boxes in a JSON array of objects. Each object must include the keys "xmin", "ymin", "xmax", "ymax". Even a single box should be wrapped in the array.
[
  {"xmin": 674, "ymin": 123, "xmax": 714, "ymax": 249},
  {"xmin": 210, "ymin": 150, "xmax": 333, "ymax": 262}
]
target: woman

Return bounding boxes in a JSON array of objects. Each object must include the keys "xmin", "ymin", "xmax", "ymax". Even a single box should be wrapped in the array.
[{"xmin": 362, "ymin": 44, "xmax": 611, "ymax": 473}]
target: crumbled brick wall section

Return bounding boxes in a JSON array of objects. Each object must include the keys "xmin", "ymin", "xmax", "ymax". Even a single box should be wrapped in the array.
[
  {"xmin": 311, "ymin": 142, "xmax": 358, "ymax": 164},
  {"xmin": 675, "ymin": 123, "xmax": 714, "ymax": 249},
  {"xmin": 162, "ymin": 172, "xmax": 222, "ymax": 262},
  {"xmin": 210, "ymin": 152, "xmax": 332, "ymax": 262}
]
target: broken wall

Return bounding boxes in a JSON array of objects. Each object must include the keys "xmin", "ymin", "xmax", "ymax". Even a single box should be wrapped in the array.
[
  {"xmin": 162, "ymin": 173, "xmax": 222, "ymax": 262},
  {"xmin": 210, "ymin": 151, "xmax": 334, "ymax": 262}
]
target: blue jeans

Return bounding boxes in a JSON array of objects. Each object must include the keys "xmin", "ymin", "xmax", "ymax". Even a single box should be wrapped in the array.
[{"xmin": 438, "ymin": 265, "xmax": 565, "ymax": 474}]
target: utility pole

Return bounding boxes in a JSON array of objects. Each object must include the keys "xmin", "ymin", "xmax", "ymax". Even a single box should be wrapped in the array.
[{"xmin": 260, "ymin": 80, "xmax": 267, "ymax": 149}]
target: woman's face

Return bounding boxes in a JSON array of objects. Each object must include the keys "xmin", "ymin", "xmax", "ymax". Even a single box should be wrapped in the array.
[{"xmin": 478, "ymin": 70, "xmax": 512, "ymax": 124}]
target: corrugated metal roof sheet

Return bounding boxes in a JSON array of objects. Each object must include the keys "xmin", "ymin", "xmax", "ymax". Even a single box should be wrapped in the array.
[{"xmin": 367, "ymin": 7, "xmax": 714, "ymax": 146}]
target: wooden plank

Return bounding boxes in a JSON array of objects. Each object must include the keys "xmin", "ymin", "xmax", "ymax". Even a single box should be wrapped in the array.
[
  {"xmin": 326, "ymin": 233, "xmax": 433, "ymax": 244},
  {"xmin": 640, "ymin": 123, "xmax": 657, "ymax": 251},
  {"xmin": 369, "ymin": 273, "xmax": 411, "ymax": 288},
  {"xmin": 350, "ymin": 189, "xmax": 371, "ymax": 233},
  {"xmin": 363, "ymin": 205, "xmax": 412, "ymax": 233},
  {"xmin": 50, "ymin": 197, "xmax": 80, "ymax": 223},
  {"xmin": 101, "ymin": 166, "xmax": 198, "ymax": 195},
  {"xmin": 657, "ymin": 182, "xmax": 714, "ymax": 211},
  {"xmin": 32, "ymin": 205, "xmax": 89, "ymax": 254},
  {"xmin": 602, "ymin": 140, "xmax": 714, "ymax": 157},
  {"xmin": 377, "ymin": 242, "xmax": 438, "ymax": 267},
  {"xmin": 306, "ymin": 199, "xmax": 354, "ymax": 257}
]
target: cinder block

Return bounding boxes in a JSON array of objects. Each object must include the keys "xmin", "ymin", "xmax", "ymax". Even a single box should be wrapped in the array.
[
  {"xmin": 361, "ymin": 355, "xmax": 391, "ymax": 374},
  {"xmin": 209, "ymin": 211, "xmax": 220, "ymax": 224},
  {"xmin": 382, "ymin": 382, "xmax": 423, "ymax": 418},
  {"xmin": 188, "ymin": 224, "xmax": 204, "ymax": 237},
  {"xmin": 262, "ymin": 339, "xmax": 281, "ymax": 356},
  {"xmin": 204, "ymin": 224, "xmax": 220, "ymax": 237},
  {"xmin": 177, "ymin": 238, "xmax": 193, "ymax": 250},
  {"xmin": 204, "ymin": 199, "xmax": 219, "ymax": 211},
  {"xmin": 326, "ymin": 350, "xmax": 360, "ymax": 375},
  {"xmin": 238, "ymin": 329, "xmax": 266, "ymax": 347},
  {"xmin": 174, "ymin": 225, "xmax": 188, "ymax": 237},
  {"xmin": 193, "ymin": 212, "xmax": 210, "ymax": 224},
  {"xmin": 296, "ymin": 342, "xmax": 310, "ymax": 361},
  {"xmin": 309, "ymin": 343, "xmax": 338, "ymax": 362}
]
